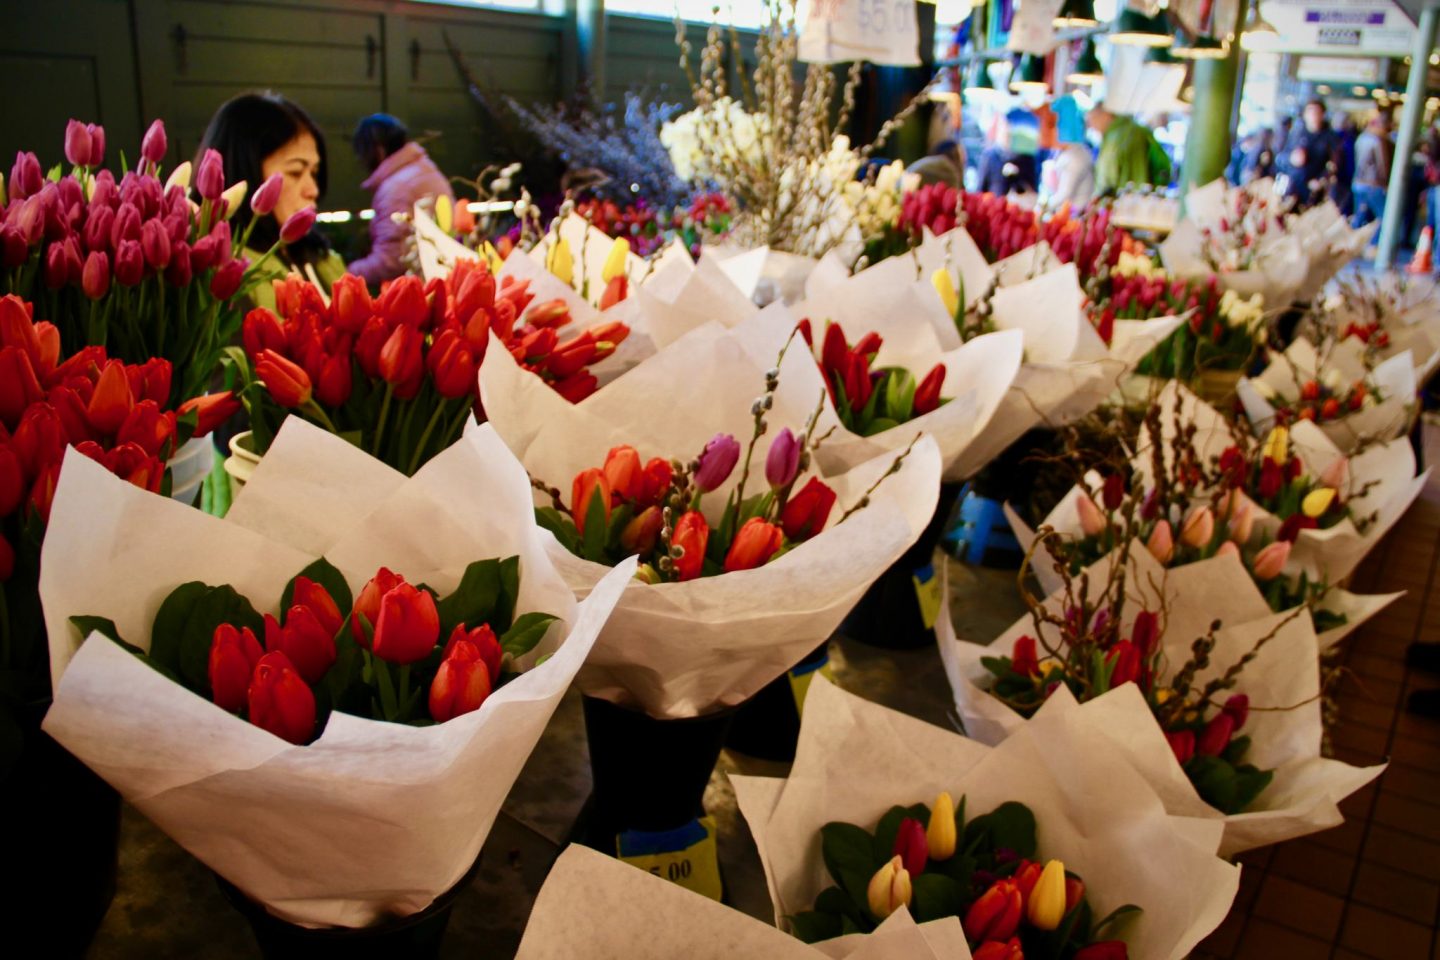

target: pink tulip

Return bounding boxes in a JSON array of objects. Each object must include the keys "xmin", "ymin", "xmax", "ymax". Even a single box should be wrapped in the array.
[
  {"xmin": 1076, "ymin": 493, "xmax": 1107, "ymax": 536},
  {"xmin": 1146, "ymin": 520, "xmax": 1174, "ymax": 563},
  {"xmin": 1251, "ymin": 540, "xmax": 1291, "ymax": 580},
  {"xmin": 1215, "ymin": 540, "xmax": 1240, "ymax": 559},
  {"xmin": 251, "ymin": 173, "xmax": 283, "ymax": 216},
  {"xmin": 141, "ymin": 119, "xmax": 167, "ymax": 167},
  {"xmin": 1320, "ymin": 457, "xmax": 1349, "ymax": 490},
  {"xmin": 279, "ymin": 206, "xmax": 316, "ymax": 244},
  {"xmin": 64, "ymin": 120, "xmax": 92, "ymax": 168},
  {"xmin": 195, "ymin": 148, "xmax": 224, "ymax": 201},
  {"xmin": 1180, "ymin": 506, "xmax": 1215, "ymax": 549}
]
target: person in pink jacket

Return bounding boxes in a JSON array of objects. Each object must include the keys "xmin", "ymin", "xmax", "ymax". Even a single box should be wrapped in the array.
[{"xmin": 350, "ymin": 114, "xmax": 454, "ymax": 286}]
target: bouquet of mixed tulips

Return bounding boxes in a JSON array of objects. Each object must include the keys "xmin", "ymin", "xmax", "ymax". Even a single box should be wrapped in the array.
[
  {"xmin": 1160, "ymin": 180, "xmax": 1307, "ymax": 310},
  {"xmin": 1, "ymin": 118, "xmax": 312, "ymax": 407},
  {"xmin": 805, "ymin": 320, "xmax": 946, "ymax": 438},
  {"xmin": 230, "ymin": 260, "xmax": 627, "ymax": 474}
]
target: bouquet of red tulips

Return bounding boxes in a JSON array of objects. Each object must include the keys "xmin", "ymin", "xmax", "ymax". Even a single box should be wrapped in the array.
[
  {"xmin": 231, "ymin": 259, "xmax": 628, "ymax": 474},
  {"xmin": 802, "ymin": 320, "xmax": 946, "ymax": 438},
  {"xmin": 1, "ymin": 118, "xmax": 312, "ymax": 407}
]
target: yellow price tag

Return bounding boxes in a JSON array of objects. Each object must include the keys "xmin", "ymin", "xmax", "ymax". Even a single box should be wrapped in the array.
[
  {"xmin": 913, "ymin": 562, "xmax": 943, "ymax": 631},
  {"xmin": 616, "ymin": 816, "xmax": 722, "ymax": 901},
  {"xmin": 788, "ymin": 658, "xmax": 834, "ymax": 716}
]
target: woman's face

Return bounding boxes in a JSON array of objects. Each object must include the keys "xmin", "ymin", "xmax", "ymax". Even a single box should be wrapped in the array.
[{"xmin": 261, "ymin": 131, "xmax": 321, "ymax": 226}]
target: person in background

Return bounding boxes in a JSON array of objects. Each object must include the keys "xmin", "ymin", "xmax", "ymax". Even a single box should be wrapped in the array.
[
  {"xmin": 1332, "ymin": 113, "xmax": 1358, "ymax": 215},
  {"xmin": 1425, "ymin": 126, "xmax": 1440, "ymax": 256},
  {"xmin": 977, "ymin": 111, "xmax": 1038, "ymax": 197},
  {"xmin": 350, "ymin": 114, "xmax": 453, "ymax": 287},
  {"xmin": 1351, "ymin": 112, "xmax": 1393, "ymax": 238},
  {"xmin": 197, "ymin": 91, "xmax": 345, "ymax": 308},
  {"xmin": 1242, "ymin": 127, "xmax": 1278, "ymax": 184},
  {"xmin": 1281, "ymin": 99, "xmax": 1338, "ymax": 209},
  {"xmin": 1088, "ymin": 104, "xmax": 1171, "ymax": 196},
  {"xmin": 907, "ymin": 139, "xmax": 966, "ymax": 189},
  {"xmin": 1043, "ymin": 94, "xmax": 1094, "ymax": 209}
]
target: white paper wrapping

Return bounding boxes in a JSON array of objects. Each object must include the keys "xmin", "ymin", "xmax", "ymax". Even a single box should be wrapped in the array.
[
  {"xmin": 479, "ymin": 327, "xmax": 943, "ymax": 717},
  {"xmin": 1160, "ymin": 219, "xmax": 1307, "ymax": 310},
  {"xmin": 940, "ymin": 549, "xmax": 1386, "ymax": 857},
  {"xmin": 734, "ymin": 676, "xmax": 1239, "ymax": 960},
  {"xmin": 39, "ymin": 422, "xmax": 634, "ymax": 928},
  {"xmin": 514, "ymin": 845, "xmax": 965, "ymax": 960}
]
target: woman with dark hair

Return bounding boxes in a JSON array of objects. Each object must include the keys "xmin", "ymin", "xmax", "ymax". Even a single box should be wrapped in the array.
[
  {"xmin": 196, "ymin": 90, "xmax": 345, "ymax": 306},
  {"xmin": 350, "ymin": 113, "xmax": 452, "ymax": 286}
]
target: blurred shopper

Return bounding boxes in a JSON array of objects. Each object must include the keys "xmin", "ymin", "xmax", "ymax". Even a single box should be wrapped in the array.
[
  {"xmin": 1281, "ymin": 99, "xmax": 1338, "ymax": 209},
  {"xmin": 1352, "ymin": 113, "xmax": 1393, "ymax": 236},
  {"xmin": 1425, "ymin": 126, "xmax": 1440, "ymax": 253},
  {"xmin": 1332, "ymin": 113, "xmax": 1358, "ymax": 215},
  {"xmin": 198, "ymin": 91, "xmax": 345, "ymax": 307},
  {"xmin": 908, "ymin": 139, "xmax": 967, "ymax": 188},
  {"xmin": 977, "ymin": 111, "xmax": 1039, "ymax": 197},
  {"xmin": 350, "ymin": 114, "xmax": 454, "ymax": 286},
  {"xmin": 1043, "ymin": 94, "xmax": 1094, "ymax": 208},
  {"xmin": 1088, "ymin": 105, "xmax": 1171, "ymax": 196},
  {"xmin": 1242, "ymin": 128, "xmax": 1279, "ymax": 184}
]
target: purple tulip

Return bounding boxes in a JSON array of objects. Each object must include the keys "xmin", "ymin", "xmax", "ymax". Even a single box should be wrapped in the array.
[
  {"xmin": 209, "ymin": 257, "xmax": 246, "ymax": 300},
  {"xmin": 250, "ymin": 173, "xmax": 283, "ymax": 216},
  {"xmin": 82, "ymin": 250, "xmax": 110, "ymax": 299},
  {"xmin": 279, "ymin": 205, "xmax": 316, "ymax": 244},
  {"xmin": 209, "ymin": 220, "xmax": 233, "ymax": 264},
  {"xmin": 44, "ymin": 242, "xmax": 69, "ymax": 290},
  {"xmin": 64, "ymin": 120, "xmax": 92, "ymax": 167},
  {"xmin": 765, "ymin": 427, "xmax": 800, "ymax": 488},
  {"xmin": 189, "ymin": 234, "xmax": 220, "ymax": 273},
  {"xmin": 694, "ymin": 433, "xmax": 741, "ymax": 492},
  {"xmin": 195, "ymin": 148, "xmax": 224, "ymax": 201},
  {"xmin": 141, "ymin": 219, "xmax": 171, "ymax": 269},
  {"xmin": 110, "ymin": 202, "xmax": 141, "ymax": 250},
  {"xmin": 9, "ymin": 152, "xmax": 42, "ymax": 201},
  {"xmin": 141, "ymin": 119, "xmax": 167, "ymax": 166},
  {"xmin": 0, "ymin": 227, "xmax": 25, "ymax": 268},
  {"xmin": 114, "ymin": 238, "xmax": 143, "ymax": 285},
  {"xmin": 83, "ymin": 204, "xmax": 115, "ymax": 253},
  {"xmin": 165, "ymin": 241, "xmax": 192, "ymax": 287},
  {"xmin": 90, "ymin": 169, "xmax": 117, "ymax": 209},
  {"xmin": 86, "ymin": 124, "xmax": 105, "ymax": 167}
]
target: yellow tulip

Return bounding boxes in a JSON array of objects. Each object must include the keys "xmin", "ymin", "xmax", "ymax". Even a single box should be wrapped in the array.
[
  {"xmin": 1302, "ymin": 487, "xmax": 1336, "ymax": 518},
  {"xmin": 866, "ymin": 855, "xmax": 912, "ymax": 920},
  {"xmin": 482, "ymin": 241, "xmax": 504, "ymax": 276},
  {"xmin": 434, "ymin": 194, "xmax": 453, "ymax": 234},
  {"xmin": 218, "ymin": 180, "xmax": 248, "ymax": 220},
  {"xmin": 927, "ymin": 791, "xmax": 957, "ymax": 861},
  {"xmin": 603, "ymin": 237, "xmax": 631, "ymax": 283},
  {"xmin": 547, "ymin": 236, "xmax": 574, "ymax": 287},
  {"xmin": 1262, "ymin": 426, "xmax": 1288, "ymax": 464},
  {"xmin": 931, "ymin": 268, "xmax": 959, "ymax": 318},
  {"xmin": 1027, "ymin": 860, "xmax": 1068, "ymax": 930}
]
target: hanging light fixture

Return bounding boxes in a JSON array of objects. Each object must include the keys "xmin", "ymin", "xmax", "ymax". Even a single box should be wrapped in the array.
[
  {"xmin": 1146, "ymin": 42, "xmax": 1180, "ymax": 65},
  {"xmin": 964, "ymin": 59, "xmax": 996, "ymax": 96},
  {"xmin": 1010, "ymin": 54, "xmax": 1049, "ymax": 93},
  {"xmin": 1239, "ymin": 0, "xmax": 1278, "ymax": 50},
  {"xmin": 1054, "ymin": 0, "xmax": 1098, "ymax": 28},
  {"xmin": 1174, "ymin": 33, "xmax": 1228, "ymax": 58},
  {"xmin": 1110, "ymin": 8, "xmax": 1174, "ymax": 47},
  {"xmin": 1068, "ymin": 38, "xmax": 1105, "ymax": 84}
]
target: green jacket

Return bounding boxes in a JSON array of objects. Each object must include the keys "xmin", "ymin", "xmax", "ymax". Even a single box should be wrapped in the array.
[
  {"xmin": 242, "ymin": 248, "xmax": 347, "ymax": 312},
  {"xmin": 1096, "ymin": 116, "xmax": 1172, "ymax": 196}
]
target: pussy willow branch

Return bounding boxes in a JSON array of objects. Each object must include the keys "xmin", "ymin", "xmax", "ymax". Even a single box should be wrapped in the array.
[{"xmin": 836, "ymin": 434, "xmax": 919, "ymax": 524}]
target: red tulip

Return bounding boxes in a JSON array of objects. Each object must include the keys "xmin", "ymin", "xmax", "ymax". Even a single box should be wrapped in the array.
[
  {"xmin": 1223, "ymin": 693, "xmax": 1250, "ymax": 730},
  {"xmin": 210, "ymin": 258, "xmax": 245, "ymax": 301},
  {"xmin": 571, "ymin": 467, "xmax": 612, "ymax": 536},
  {"xmin": 289, "ymin": 575, "xmax": 344, "ymax": 639},
  {"xmin": 965, "ymin": 879, "xmax": 1023, "ymax": 942},
  {"xmin": 603, "ymin": 445, "xmax": 643, "ymax": 502},
  {"xmin": 242, "ymin": 308, "xmax": 288, "ymax": 359},
  {"xmin": 127, "ymin": 356, "xmax": 172, "ymax": 406},
  {"xmin": 780, "ymin": 476, "xmax": 837, "ymax": 542},
  {"xmin": 443, "ymin": 622, "xmax": 503, "ymax": 684},
  {"xmin": 547, "ymin": 332, "xmax": 598, "ymax": 379},
  {"xmin": 1197, "ymin": 711, "xmax": 1235, "ymax": 757},
  {"xmin": 599, "ymin": 274, "xmax": 627, "ymax": 310},
  {"xmin": 102, "ymin": 442, "xmax": 164, "ymax": 494},
  {"xmin": 1012, "ymin": 635, "xmax": 1039, "ymax": 678},
  {"xmin": 13, "ymin": 404, "xmax": 67, "ymax": 478},
  {"xmin": 1074, "ymin": 942, "xmax": 1129, "ymax": 960},
  {"xmin": 315, "ymin": 351, "xmax": 353, "ymax": 407},
  {"xmin": 177, "ymin": 391, "xmax": 241, "ymax": 437},
  {"xmin": 376, "ymin": 275, "xmax": 430, "ymax": 328},
  {"xmin": 351, "ymin": 567, "xmax": 404, "ymax": 647},
  {"xmin": 429, "ymin": 637, "xmax": 493, "ymax": 722},
  {"xmin": 208, "ymin": 623, "xmax": 263, "ymax": 713},
  {"xmin": 0, "ymin": 295, "xmax": 39, "ymax": 363},
  {"xmin": 0, "ymin": 535, "xmax": 12, "ymax": 581},
  {"xmin": 1166, "ymin": 729, "xmax": 1196, "ymax": 765},
  {"xmin": 86, "ymin": 360, "xmax": 134, "ymax": 435},
  {"xmin": 44, "ymin": 242, "xmax": 69, "ymax": 290},
  {"xmin": 843, "ymin": 352, "xmax": 873, "ymax": 413},
  {"xmin": 0, "ymin": 444, "xmax": 22, "ymax": 516},
  {"xmin": 892, "ymin": 817, "xmax": 928, "ymax": 876},
  {"xmin": 141, "ymin": 218, "xmax": 171, "ymax": 269},
  {"xmin": 110, "ymin": 202, "xmax": 141, "ymax": 248},
  {"xmin": 638, "ymin": 457, "xmax": 672, "ymax": 508},
  {"xmin": 263, "ymin": 607, "xmax": 336, "ymax": 685},
  {"xmin": 723, "ymin": 517, "xmax": 784, "ymax": 572},
  {"xmin": 8, "ymin": 151, "xmax": 42, "ymax": 201},
  {"xmin": 116, "ymin": 400, "xmax": 176, "ymax": 458},
  {"xmin": 1277, "ymin": 514, "xmax": 1318, "ymax": 542},
  {"xmin": 371, "ymin": 582, "xmax": 441, "ymax": 665},
  {"xmin": 330, "ymin": 272, "xmax": 373, "ymax": 332},
  {"xmin": 165, "ymin": 241, "xmax": 192, "ymax": 286},
  {"xmin": 672, "ymin": 510, "xmax": 709, "ymax": 581},
  {"xmin": 255, "ymin": 349, "xmax": 312, "ymax": 408},
  {"xmin": 1105, "ymin": 640, "xmax": 1141, "ymax": 688},
  {"xmin": 86, "ymin": 123, "xmax": 105, "ymax": 167},
  {"xmin": 279, "ymin": 206, "xmax": 316, "ymax": 244},
  {"xmin": 428, "ymin": 329, "xmax": 476, "ymax": 399},
  {"xmin": 1257, "ymin": 458, "xmax": 1283, "ymax": 499},
  {"xmin": 973, "ymin": 939, "xmax": 1024, "ymax": 960},
  {"xmin": 247, "ymin": 651, "xmax": 316, "ymax": 744},
  {"xmin": 82, "ymin": 251, "xmax": 110, "ymax": 299},
  {"xmin": 378, "ymin": 323, "xmax": 424, "ymax": 397},
  {"xmin": 64, "ymin": 120, "xmax": 92, "ymax": 167},
  {"xmin": 913, "ymin": 364, "xmax": 945, "ymax": 416},
  {"xmin": 0, "ymin": 348, "xmax": 42, "ymax": 431},
  {"xmin": 821, "ymin": 322, "xmax": 848, "ymax": 376}
]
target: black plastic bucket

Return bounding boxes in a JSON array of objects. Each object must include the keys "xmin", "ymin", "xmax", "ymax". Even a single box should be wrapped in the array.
[
  {"xmin": 215, "ymin": 854, "xmax": 483, "ymax": 960},
  {"xmin": 724, "ymin": 642, "xmax": 830, "ymax": 761}
]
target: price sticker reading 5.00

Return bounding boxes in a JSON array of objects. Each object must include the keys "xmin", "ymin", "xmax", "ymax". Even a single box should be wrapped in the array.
[
  {"xmin": 616, "ymin": 817, "xmax": 723, "ymax": 901},
  {"xmin": 798, "ymin": 0, "xmax": 919, "ymax": 67}
]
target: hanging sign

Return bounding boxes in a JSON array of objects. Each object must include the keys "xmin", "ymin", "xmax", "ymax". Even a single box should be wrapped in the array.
[
  {"xmin": 1296, "ymin": 55, "xmax": 1383, "ymax": 83},
  {"xmin": 1007, "ymin": 0, "xmax": 1063, "ymax": 54},
  {"xmin": 798, "ymin": 0, "xmax": 921, "ymax": 66},
  {"xmin": 1257, "ymin": 0, "xmax": 1413, "ymax": 56}
]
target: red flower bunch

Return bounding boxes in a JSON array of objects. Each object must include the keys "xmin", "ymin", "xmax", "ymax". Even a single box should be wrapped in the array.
[
  {"xmin": 573, "ymin": 197, "xmax": 664, "ymax": 257},
  {"xmin": 1271, "ymin": 378, "xmax": 1371, "ymax": 425},
  {"xmin": 235, "ymin": 261, "xmax": 629, "ymax": 473},
  {"xmin": 1341, "ymin": 320, "xmax": 1390, "ymax": 350},
  {"xmin": 798, "ymin": 319, "xmax": 945, "ymax": 436}
]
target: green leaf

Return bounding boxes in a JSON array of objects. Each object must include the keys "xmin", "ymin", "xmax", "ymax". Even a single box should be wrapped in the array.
[
  {"xmin": 436, "ymin": 558, "xmax": 503, "ymax": 635},
  {"xmin": 535, "ymin": 507, "xmax": 580, "ymax": 555},
  {"xmin": 496, "ymin": 556, "xmax": 521, "ymax": 633},
  {"xmin": 69, "ymin": 616, "xmax": 124, "ymax": 647},
  {"xmin": 149, "ymin": 582, "xmax": 264, "ymax": 696},
  {"xmin": 861, "ymin": 417, "xmax": 900, "ymax": 438},
  {"xmin": 820, "ymin": 821, "xmax": 880, "ymax": 909},
  {"xmin": 909, "ymin": 872, "xmax": 965, "ymax": 923},
  {"xmin": 962, "ymin": 801, "xmax": 1037, "ymax": 861},
  {"xmin": 881, "ymin": 367, "xmax": 916, "ymax": 423},
  {"xmin": 1092, "ymin": 903, "xmax": 1143, "ymax": 941},
  {"xmin": 500, "ymin": 611, "xmax": 558, "ymax": 658},
  {"xmin": 581, "ymin": 491, "xmax": 610, "ymax": 563},
  {"xmin": 788, "ymin": 909, "xmax": 843, "ymax": 944},
  {"xmin": 605, "ymin": 502, "xmax": 635, "ymax": 553},
  {"xmin": 280, "ymin": 557, "xmax": 353, "ymax": 618}
]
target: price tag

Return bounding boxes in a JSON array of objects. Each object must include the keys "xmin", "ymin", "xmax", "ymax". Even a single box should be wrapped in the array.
[
  {"xmin": 1006, "ymin": 0, "xmax": 1063, "ymax": 54},
  {"xmin": 799, "ymin": 0, "xmax": 919, "ymax": 67},
  {"xmin": 788, "ymin": 654, "xmax": 835, "ymax": 715},
  {"xmin": 616, "ymin": 816, "xmax": 723, "ymax": 901},
  {"xmin": 912, "ymin": 561, "xmax": 943, "ymax": 631}
]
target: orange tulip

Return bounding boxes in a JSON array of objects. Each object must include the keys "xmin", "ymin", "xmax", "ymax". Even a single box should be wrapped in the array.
[{"xmin": 722, "ymin": 517, "xmax": 784, "ymax": 572}]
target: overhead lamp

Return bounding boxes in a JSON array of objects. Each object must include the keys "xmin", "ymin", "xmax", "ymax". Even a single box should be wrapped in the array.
[
  {"xmin": 1054, "ymin": 0, "xmax": 1098, "ymax": 28},
  {"xmin": 1239, "ymin": 0, "xmax": 1278, "ymax": 51},
  {"xmin": 1010, "ymin": 54, "xmax": 1049, "ymax": 93},
  {"xmin": 1173, "ymin": 32, "xmax": 1228, "ymax": 59},
  {"xmin": 1146, "ymin": 43, "xmax": 1179, "ymax": 65},
  {"xmin": 1352, "ymin": 85, "xmax": 1368, "ymax": 96},
  {"xmin": 1068, "ymin": 37, "xmax": 1105, "ymax": 84},
  {"xmin": 964, "ymin": 59, "xmax": 996, "ymax": 95},
  {"xmin": 1110, "ymin": 9, "xmax": 1174, "ymax": 47}
]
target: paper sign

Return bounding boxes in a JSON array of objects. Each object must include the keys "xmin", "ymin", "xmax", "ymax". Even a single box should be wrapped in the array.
[
  {"xmin": 799, "ymin": 0, "xmax": 920, "ymax": 67},
  {"xmin": 616, "ymin": 816, "xmax": 723, "ymax": 901},
  {"xmin": 1007, "ymin": 0, "xmax": 1062, "ymax": 54},
  {"xmin": 911, "ymin": 561, "xmax": 943, "ymax": 630},
  {"xmin": 788, "ymin": 655, "xmax": 834, "ymax": 714}
]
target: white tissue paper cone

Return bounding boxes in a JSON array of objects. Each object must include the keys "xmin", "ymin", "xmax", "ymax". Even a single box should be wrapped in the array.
[
  {"xmin": 734, "ymin": 676, "xmax": 1239, "ymax": 960},
  {"xmin": 514, "ymin": 845, "xmax": 964, "ymax": 960},
  {"xmin": 942, "ymin": 550, "xmax": 1385, "ymax": 857},
  {"xmin": 40, "ymin": 429, "xmax": 633, "ymax": 928},
  {"xmin": 480, "ymin": 328, "xmax": 943, "ymax": 717}
]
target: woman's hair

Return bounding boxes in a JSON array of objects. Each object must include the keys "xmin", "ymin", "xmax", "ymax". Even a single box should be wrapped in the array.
[
  {"xmin": 196, "ymin": 91, "xmax": 329, "ymax": 264},
  {"xmin": 353, "ymin": 114, "xmax": 409, "ymax": 172}
]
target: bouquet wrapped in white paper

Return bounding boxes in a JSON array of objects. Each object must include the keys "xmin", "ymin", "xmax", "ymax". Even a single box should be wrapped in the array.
[
  {"xmin": 1289, "ymin": 200, "xmax": 1378, "ymax": 303},
  {"xmin": 940, "ymin": 548, "xmax": 1386, "ymax": 857},
  {"xmin": 1314, "ymin": 273, "xmax": 1440, "ymax": 385},
  {"xmin": 734, "ymin": 676, "xmax": 1240, "ymax": 959},
  {"xmin": 514, "ymin": 845, "xmax": 970, "ymax": 960},
  {"xmin": 39, "ymin": 419, "xmax": 633, "ymax": 928},
  {"xmin": 1237, "ymin": 337, "xmax": 1416, "ymax": 454},
  {"xmin": 479, "ymin": 323, "xmax": 943, "ymax": 718}
]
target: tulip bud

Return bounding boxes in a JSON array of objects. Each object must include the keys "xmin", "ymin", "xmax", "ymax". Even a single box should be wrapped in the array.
[
  {"xmin": 1146, "ymin": 520, "xmax": 1174, "ymax": 564},
  {"xmin": 602, "ymin": 236, "xmax": 629, "ymax": 283},
  {"xmin": 693, "ymin": 433, "xmax": 740, "ymax": 492},
  {"xmin": 1065, "ymin": 876, "xmax": 1085, "ymax": 914},
  {"xmin": 1074, "ymin": 941, "xmax": 1129, "ymax": 960},
  {"xmin": 913, "ymin": 364, "xmax": 946, "ymax": 416},
  {"xmin": 723, "ymin": 517, "xmax": 785, "ymax": 572},
  {"xmin": 603, "ymin": 445, "xmax": 644, "ymax": 502},
  {"xmin": 1027, "ymin": 860, "xmax": 1068, "ymax": 930},
  {"xmin": 280, "ymin": 205, "xmax": 317, "ymax": 244},
  {"xmin": 619, "ymin": 505, "xmax": 664, "ymax": 556},
  {"xmin": 1197, "ymin": 711, "xmax": 1235, "ymax": 757},
  {"xmin": 114, "ymin": 239, "xmax": 143, "ymax": 286},
  {"xmin": 218, "ymin": 180, "xmax": 248, "ymax": 220},
  {"xmin": 64, "ymin": 120, "xmax": 92, "ymax": 168},
  {"xmin": 255, "ymin": 349, "xmax": 313, "ymax": 408},
  {"xmin": 1262, "ymin": 426, "xmax": 1288, "ymax": 464},
  {"xmin": 1102, "ymin": 472, "xmax": 1125, "ymax": 512},
  {"xmin": 671, "ymin": 510, "xmax": 710, "ymax": 582},
  {"xmin": 208, "ymin": 623, "xmax": 263, "ymax": 713},
  {"xmin": 1278, "ymin": 513, "xmax": 1318, "ymax": 542},
  {"xmin": 570, "ymin": 467, "xmax": 612, "ymax": 537},
  {"xmin": 892, "ymin": 817, "xmax": 928, "ymax": 876},
  {"xmin": 865, "ymin": 855, "xmax": 912, "ymax": 920},
  {"xmin": 164, "ymin": 161, "xmax": 192, "ymax": 193},
  {"xmin": 1223, "ymin": 693, "xmax": 1250, "ymax": 730},
  {"xmin": 1302, "ymin": 487, "xmax": 1336, "ymax": 518},
  {"xmin": 141, "ymin": 119, "xmax": 167, "ymax": 166},
  {"xmin": 9, "ymin": 151, "xmax": 42, "ymax": 202},
  {"xmin": 176, "ymin": 390, "xmax": 241, "ymax": 437},
  {"xmin": 140, "ymin": 218, "xmax": 172, "ymax": 270},
  {"xmin": 290, "ymin": 575, "xmax": 344, "ymax": 639},
  {"xmin": 371, "ymin": 581, "xmax": 441, "ymax": 665},
  {"xmin": 765, "ymin": 427, "xmax": 801, "ymax": 489},
  {"xmin": 82, "ymin": 250, "xmax": 110, "ymax": 299},
  {"xmin": 195, "ymin": 148, "xmax": 225, "ymax": 201},
  {"xmin": 931, "ymin": 267, "xmax": 959, "ymax": 317},
  {"xmin": 926, "ymin": 791, "xmax": 957, "ymax": 861},
  {"xmin": 1180, "ymin": 506, "xmax": 1215, "ymax": 549},
  {"xmin": 1320, "ymin": 456, "xmax": 1349, "ymax": 490},
  {"xmin": 965, "ymin": 879, "xmax": 1022, "ymax": 942},
  {"xmin": 973, "ymin": 939, "xmax": 1024, "ymax": 960},
  {"xmin": 249, "ymin": 172, "xmax": 283, "ymax": 217},
  {"xmin": 1215, "ymin": 540, "xmax": 1240, "ymax": 559},
  {"xmin": 1012, "ymin": 635, "xmax": 1040, "ymax": 678},
  {"xmin": 1076, "ymin": 493, "xmax": 1107, "ymax": 536},
  {"xmin": 263, "ymin": 606, "xmax": 336, "ymax": 686},
  {"xmin": 1105, "ymin": 640, "xmax": 1140, "ymax": 688},
  {"xmin": 86, "ymin": 124, "xmax": 105, "ymax": 167},
  {"xmin": 546, "ymin": 236, "xmax": 574, "ymax": 286},
  {"xmin": 1251, "ymin": 540, "xmax": 1291, "ymax": 580},
  {"xmin": 247, "ymin": 651, "xmax": 316, "ymax": 744},
  {"xmin": 780, "ymin": 476, "xmax": 837, "ymax": 542},
  {"xmin": 429, "ymin": 637, "xmax": 494, "ymax": 722}
]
